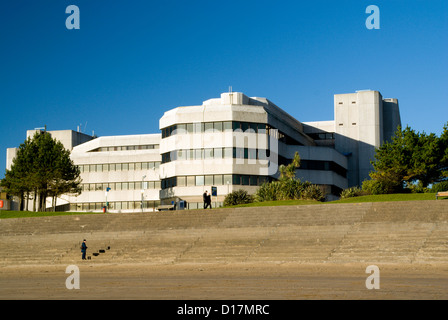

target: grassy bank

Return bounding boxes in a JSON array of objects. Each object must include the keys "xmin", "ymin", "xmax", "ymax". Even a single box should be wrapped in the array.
[
  {"xmin": 1, "ymin": 193, "xmax": 444, "ymax": 218},
  {"xmin": 0, "ymin": 210, "xmax": 104, "ymax": 219},
  {"xmin": 225, "ymin": 193, "xmax": 442, "ymax": 208}
]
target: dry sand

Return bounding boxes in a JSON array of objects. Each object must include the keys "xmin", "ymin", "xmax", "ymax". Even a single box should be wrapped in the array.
[{"xmin": 1, "ymin": 262, "xmax": 448, "ymax": 300}]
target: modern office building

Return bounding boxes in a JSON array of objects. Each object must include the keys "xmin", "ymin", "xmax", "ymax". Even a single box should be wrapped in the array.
[{"xmin": 4, "ymin": 90, "xmax": 401, "ymax": 212}]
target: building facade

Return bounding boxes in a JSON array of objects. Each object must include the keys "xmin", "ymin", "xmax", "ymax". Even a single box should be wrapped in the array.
[{"xmin": 5, "ymin": 90, "xmax": 401, "ymax": 212}]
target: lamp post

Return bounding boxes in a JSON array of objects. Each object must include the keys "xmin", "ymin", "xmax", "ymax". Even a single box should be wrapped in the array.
[{"xmin": 141, "ymin": 175, "xmax": 146, "ymax": 212}]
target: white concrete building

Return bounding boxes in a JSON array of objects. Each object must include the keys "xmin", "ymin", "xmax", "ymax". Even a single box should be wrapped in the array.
[{"xmin": 4, "ymin": 90, "xmax": 401, "ymax": 212}]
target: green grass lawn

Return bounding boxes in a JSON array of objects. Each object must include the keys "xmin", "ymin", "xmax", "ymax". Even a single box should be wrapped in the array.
[
  {"xmin": 330, "ymin": 192, "xmax": 440, "ymax": 203},
  {"xmin": 0, "ymin": 210, "xmax": 104, "ymax": 219},
  {"xmin": 225, "ymin": 193, "xmax": 443, "ymax": 208},
  {"xmin": 1, "ymin": 193, "xmax": 444, "ymax": 219}
]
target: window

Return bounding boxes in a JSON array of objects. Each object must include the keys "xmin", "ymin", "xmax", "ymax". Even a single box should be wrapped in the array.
[
  {"xmin": 232, "ymin": 174, "xmax": 241, "ymax": 185},
  {"xmin": 195, "ymin": 149, "xmax": 203, "ymax": 160},
  {"xmin": 248, "ymin": 148, "xmax": 257, "ymax": 160},
  {"xmin": 122, "ymin": 182, "xmax": 129, "ymax": 190},
  {"xmin": 193, "ymin": 123, "xmax": 203, "ymax": 134},
  {"xmin": 234, "ymin": 147, "xmax": 244, "ymax": 159},
  {"xmin": 214, "ymin": 175, "xmax": 223, "ymax": 185},
  {"xmin": 214, "ymin": 122, "xmax": 223, "ymax": 132},
  {"xmin": 223, "ymin": 175, "xmax": 232, "ymax": 185},
  {"xmin": 89, "ymin": 164, "xmax": 96, "ymax": 172},
  {"xmin": 187, "ymin": 123, "xmax": 194, "ymax": 134},
  {"xmin": 204, "ymin": 122, "xmax": 214, "ymax": 132},
  {"xmin": 129, "ymin": 163, "xmax": 135, "ymax": 171},
  {"xmin": 242, "ymin": 175, "xmax": 250, "ymax": 185},
  {"xmin": 188, "ymin": 149, "xmax": 194, "ymax": 160},
  {"xmin": 257, "ymin": 123, "xmax": 266, "ymax": 134},
  {"xmin": 250, "ymin": 176, "xmax": 258, "ymax": 186},
  {"xmin": 195, "ymin": 175, "xmax": 205, "ymax": 186},
  {"xmin": 249, "ymin": 123, "xmax": 257, "ymax": 133},
  {"xmin": 177, "ymin": 176, "xmax": 186, "ymax": 187},
  {"xmin": 205, "ymin": 175, "xmax": 213, "ymax": 186},
  {"xmin": 214, "ymin": 148, "xmax": 223, "ymax": 159},
  {"xmin": 223, "ymin": 121, "xmax": 232, "ymax": 132},
  {"xmin": 116, "ymin": 163, "xmax": 122, "ymax": 171},
  {"xmin": 177, "ymin": 124, "xmax": 186, "ymax": 135},
  {"xmin": 223, "ymin": 147, "xmax": 233, "ymax": 158},
  {"xmin": 187, "ymin": 176, "xmax": 195, "ymax": 186},
  {"xmin": 178, "ymin": 149, "xmax": 186, "ymax": 160},
  {"xmin": 135, "ymin": 162, "xmax": 142, "ymax": 171},
  {"xmin": 204, "ymin": 148, "xmax": 213, "ymax": 159},
  {"xmin": 232, "ymin": 121, "xmax": 241, "ymax": 131},
  {"xmin": 122, "ymin": 163, "xmax": 129, "ymax": 171}
]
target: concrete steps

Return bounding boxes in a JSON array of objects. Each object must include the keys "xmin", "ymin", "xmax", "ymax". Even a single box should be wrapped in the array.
[{"xmin": 1, "ymin": 200, "xmax": 447, "ymax": 266}]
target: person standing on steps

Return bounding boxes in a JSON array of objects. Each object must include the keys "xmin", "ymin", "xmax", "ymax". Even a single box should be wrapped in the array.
[
  {"xmin": 206, "ymin": 192, "xmax": 212, "ymax": 209},
  {"xmin": 203, "ymin": 191, "xmax": 209, "ymax": 209},
  {"xmin": 81, "ymin": 239, "xmax": 88, "ymax": 260}
]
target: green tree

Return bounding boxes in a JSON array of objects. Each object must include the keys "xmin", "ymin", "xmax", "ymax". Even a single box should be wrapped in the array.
[
  {"xmin": 279, "ymin": 151, "xmax": 301, "ymax": 180},
  {"xmin": 1, "ymin": 132, "xmax": 81, "ymax": 212},
  {"xmin": 367, "ymin": 122, "xmax": 448, "ymax": 193}
]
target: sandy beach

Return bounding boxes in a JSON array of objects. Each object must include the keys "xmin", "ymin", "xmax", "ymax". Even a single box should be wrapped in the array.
[{"xmin": 1, "ymin": 262, "xmax": 448, "ymax": 300}]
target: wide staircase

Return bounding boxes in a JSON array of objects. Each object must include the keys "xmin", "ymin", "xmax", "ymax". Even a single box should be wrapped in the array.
[{"xmin": 0, "ymin": 200, "xmax": 447, "ymax": 266}]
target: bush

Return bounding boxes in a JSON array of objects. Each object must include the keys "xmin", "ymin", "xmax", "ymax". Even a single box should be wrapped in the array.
[
  {"xmin": 224, "ymin": 189, "xmax": 254, "ymax": 206},
  {"xmin": 340, "ymin": 187, "xmax": 364, "ymax": 199},
  {"xmin": 302, "ymin": 184, "xmax": 324, "ymax": 201},
  {"xmin": 255, "ymin": 179, "xmax": 324, "ymax": 202},
  {"xmin": 362, "ymin": 179, "xmax": 392, "ymax": 195},
  {"xmin": 431, "ymin": 181, "xmax": 448, "ymax": 193},
  {"xmin": 255, "ymin": 181, "xmax": 282, "ymax": 202}
]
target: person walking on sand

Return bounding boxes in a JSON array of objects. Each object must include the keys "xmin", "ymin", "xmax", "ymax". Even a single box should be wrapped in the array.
[{"xmin": 81, "ymin": 239, "xmax": 88, "ymax": 260}]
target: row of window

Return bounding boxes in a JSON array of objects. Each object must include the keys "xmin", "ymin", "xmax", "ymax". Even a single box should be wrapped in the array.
[
  {"xmin": 161, "ymin": 121, "xmax": 265, "ymax": 138},
  {"xmin": 161, "ymin": 174, "xmax": 271, "ymax": 189},
  {"xmin": 307, "ymin": 133, "xmax": 335, "ymax": 140},
  {"xmin": 161, "ymin": 121, "xmax": 301, "ymax": 145},
  {"xmin": 89, "ymin": 145, "xmax": 159, "ymax": 152},
  {"xmin": 69, "ymin": 201, "xmax": 223, "ymax": 211},
  {"xmin": 277, "ymin": 155, "xmax": 347, "ymax": 178},
  {"xmin": 70, "ymin": 201, "xmax": 161, "ymax": 212},
  {"xmin": 81, "ymin": 180, "xmax": 161, "ymax": 192},
  {"xmin": 78, "ymin": 161, "xmax": 160, "ymax": 173},
  {"xmin": 161, "ymin": 147, "xmax": 272, "ymax": 164}
]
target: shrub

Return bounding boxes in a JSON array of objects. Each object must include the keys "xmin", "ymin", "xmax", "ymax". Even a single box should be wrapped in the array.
[
  {"xmin": 362, "ymin": 179, "xmax": 392, "ymax": 195},
  {"xmin": 340, "ymin": 187, "xmax": 364, "ymax": 199},
  {"xmin": 431, "ymin": 181, "xmax": 448, "ymax": 193},
  {"xmin": 302, "ymin": 184, "xmax": 324, "ymax": 201},
  {"xmin": 255, "ymin": 179, "xmax": 324, "ymax": 202},
  {"xmin": 255, "ymin": 181, "xmax": 282, "ymax": 202},
  {"xmin": 224, "ymin": 189, "xmax": 254, "ymax": 206}
]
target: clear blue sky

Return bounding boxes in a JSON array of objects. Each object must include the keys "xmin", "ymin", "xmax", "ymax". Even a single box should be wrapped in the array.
[{"xmin": 1, "ymin": 0, "xmax": 447, "ymax": 177}]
